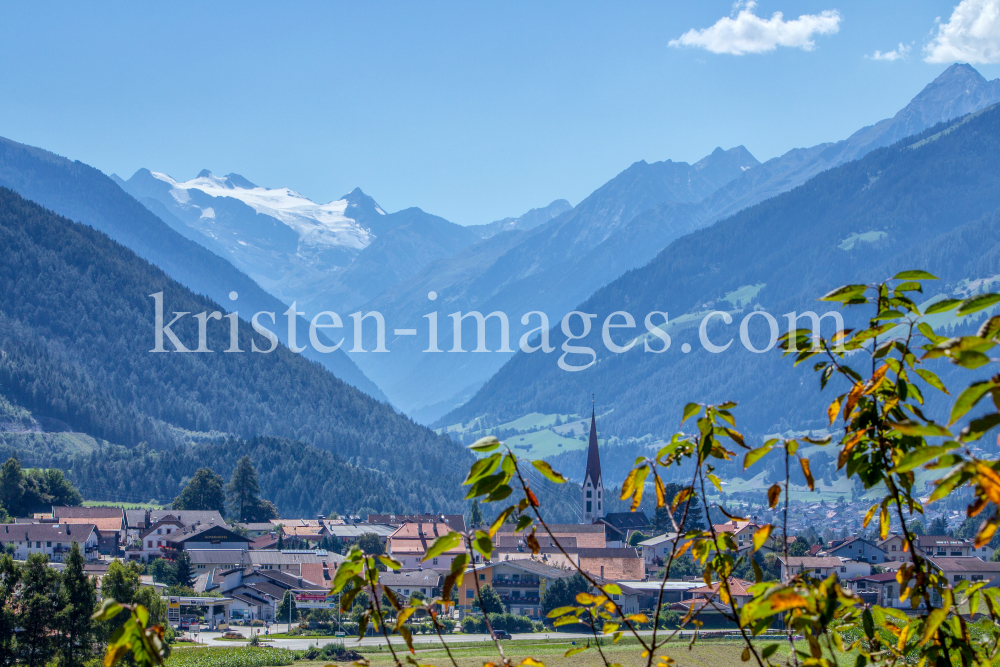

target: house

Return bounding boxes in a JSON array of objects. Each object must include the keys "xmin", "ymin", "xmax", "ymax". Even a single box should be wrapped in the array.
[
  {"xmin": 844, "ymin": 572, "xmax": 905, "ymax": 608},
  {"xmin": 614, "ymin": 580, "xmax": 702, "ymax": 606},
  {"xmin": 578, "ymin": 548, "xmax": 645, "ymax": 581},
  {"xmin": 270, "ymin": 519, "xmax": 329, "ymax": 547},
  {"xmin": 712, "ymin": 521, "xmax": 764, "ymax": 554},
  {"xmin": 239, "ymin": 522, "xmax": 278, "ymax": 537},
  {"xmin": 170, "ymin": 522, "xmax": 251, "ymax": 553},
  {"xmin": 380, "ymin": 570, "xmax": 442, "ymax": 604},
  {"xmin": 459, "ymin": 559, "xmax": 574, "ymax": 619},
  {"xmin": 878, "ymin": 534, "xmax": 995, "ymax": 562},
  {"xmin": 187, "ymin": 549, "xmax": 249, "ymax": 573},
  {"xmin": 599, "ymin": 512, "xmax": 651, "ymax": 547},
  {"xmin": 494, "ymin": 523, "xmax": 606, "ymax": 549},
  {"xmin": 250, "ymin": 533, "xmax": 279, "ymax": 550},
  {"xmin": 387, "ymin": 520, "xmax": 464, "ymax": 570},
  {"xmin": 51, "ymin": 506, "xmax": 125, "ymax": 555},
  {"xmin": 325, "ymin": 523, "xmax": 396, "ymax": 547},
  {"xmin": 134, "ymin": 516, "xmax": 187, "ymax": 561},
  {"xmin": 778, "ymin": 556, "xmax": 871, "ymax": 583},
  {"xmin": 249, "ymin": 549, "xmax": 343, "ymax": 582},
  {"xmin": 368, "ymin": 514, "xmax": 467, "ymax": 533},
  {"xmin": 0, "ymin": 523, "xmax": 100, "ymax": 561},
  {"xmin": 926, "ymin": 557, "xmax": 1000, "ymax": 587},
  {"xmin": 150, "ymin": 509, "xmax": 226, "ymax": 526},
  {"xmin": 822, "ymin": 537, "xmax": 888, "ymax": 563},
  {"xmin": 219, "ymin": 568, "xmax": 327, "ymax": 622},
  {"xmin": 638, "ymin": 533, "xmax": 683, "ymax": 568},
  {"xmin": 124, "ymin": 509, "xmax": 149, "ymax": 546},
  {"xmin": 672, "ymin": 577, "xmax": 755, "ymax": 614}
]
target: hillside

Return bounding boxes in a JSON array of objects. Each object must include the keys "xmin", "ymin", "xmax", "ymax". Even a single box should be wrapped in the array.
[
  {"xmin": 444, "ymin": 102, "xmax": 1000, "ymax": 445},
  {"xmin": 0, "ymin": 137, "xmax": 386, "ymax": 401},
  {"xmin": 0, "ymin": 187, "xmax": 471, "ymax": 511}
]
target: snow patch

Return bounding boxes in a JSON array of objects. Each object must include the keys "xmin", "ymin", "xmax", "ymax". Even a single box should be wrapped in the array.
[
  {"xmin": 150, "ymin": 171, "xmax": 372, "ymax": 250},
  {"xmin": 200, "ymin": 207, "xmax": 216, "ymax": 220}
]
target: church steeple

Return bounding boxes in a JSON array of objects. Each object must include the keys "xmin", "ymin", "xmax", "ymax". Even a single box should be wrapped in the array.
[{"xmin": 583, "ymin": 401, "xmax": 604, "ymax": 522}]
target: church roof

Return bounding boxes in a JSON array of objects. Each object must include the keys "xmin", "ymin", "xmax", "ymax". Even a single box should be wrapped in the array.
[{"xmin": 584, "ymin": 408, "xmax": 602, "ymax": 488}]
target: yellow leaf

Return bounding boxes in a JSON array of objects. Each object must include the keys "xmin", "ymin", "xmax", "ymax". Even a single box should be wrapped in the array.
[
  {"xmin": 799, "ymin": 458, "xmax": 814, "ymax": 491},
  {"xmin": 521, "ymin": 659, "xmax": 545, "ymax": 667},
  {"xmin": 767, "ymin": 484, "xmax": 781, "ymax": 509},
  {"xmin": 753, "ymin": 524, "xmax": 773, "ymax": 553},
  {"xmin": 975, "ymin": 520, "xmax": 998, "ymax": 549},
  {"xmin": 827, "ymin": 396, "xmax": 842, "ymax": 426}
]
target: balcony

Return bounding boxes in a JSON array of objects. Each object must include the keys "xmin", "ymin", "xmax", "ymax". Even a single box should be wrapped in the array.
[{"xmin": 492, "ymin": 578, "xmax": 540, "ymax": 587}]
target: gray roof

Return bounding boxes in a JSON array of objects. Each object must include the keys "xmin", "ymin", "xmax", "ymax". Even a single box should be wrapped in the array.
[
  {"xmin": 186, "ymin": 549, "xmax": 249, "ymax": 565},
  {"xmin": 577, "ymin": 548, "xmax": 642, "ymax": 558},
  {"xmin": 491, "ymin": 558, "xmax": 575, "ymax": 579},
  {"xmin": 327, "ymin": 524, "xmax": 396, "ymax": 539},
  {"xmin": 380, "ymin": 571, "xmax": 443, "ymax": 587},
  {"xmin": 0, "ymin": 523, "xmax": 97, "ymax": 543},
  {"xmin": 52, "ymin": 506, "xmax": 124, "ymax": 520},
  {"xmin": 368, "ymin": 514, "xmax": 467, "ymax": 533},
  {"xmin": 150, "ymin": 510, "xmax": 225, "ymax": 526},
  {"xmin": 916, "ymin": 535, "xmax": 971, "ymax": 548},
  {"xmin": 125, "ymin": 510, "xmax": 148, "ymax": 529},
  {"xmin": 779, "ymin": 556, "xmax": 847, "ymax": 567},
  {"xmin": 174, "ymin": 522, "xmax": 249, "ymax": 543},
  {"xmin": 927, "ymin": 557, "xmax": 1000, "ymax": 572},
  {"xmin": 249, "ymin": 550, "xmax": 344, "ymax": 565}
]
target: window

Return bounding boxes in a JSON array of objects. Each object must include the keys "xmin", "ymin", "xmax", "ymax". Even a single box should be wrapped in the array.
[
  {"xmin": 47, "ymin": 542, "xmax": 52, "ymax": 548},
  {"xmin": 598, "ymin": 491, "xmax": 601, "ymax": 498},
  {"xmin": 840, "ymin": 567, "xmax": 846, "ymax": 573},
  {"xmin": 587, "ymin": 491, "xmax": 592, "ymax": 498},
  {"xmin": 148, "ymin": 540, "xmax": 153, "ymax": 548},
  {"xmin": 587, "ymin": 501, "xmax": 592, "ymax": 513},
  {"xmin": 432, "ymin": 558, "xmax": 438, "ymax": 565},
  {"xmin": 404, "ymin": 589, "xmax": 409, "ymax": 595},
  {"xmin": 479, "ymin": 574, "xmax": 485, "ymax": 580},
  {"xmin": 954, "ymin": 575, "xmax": 964, "ymax": 582},
  {"xmin": 972, "ymin": 575, "xmax": 984, "ymax": 581},
  {"xmin": 466, "ymin": 589, "xmax": 473, "ymax": 598},
  {"xmin": 951, "ymin": 551, "xmax": 962, "ymax": 556},
  {"xmin": 892, "ymin": 545, "xmax": 897, "ymax": 551},
  {"xmin": 157, "ymin": 529, "xmax": 162, "ymax": 535}
]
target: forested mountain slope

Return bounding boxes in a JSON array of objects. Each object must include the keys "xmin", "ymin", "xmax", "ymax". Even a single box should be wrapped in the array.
[
  {"xmin": 0, "ymin": 187, "xmax": 470, "ymax": 510},
  {"xmin": 0, "ymin": 137, "xmax": 385, "ymax": 401},
  {"xmin": 446, "ymin": 103, "xmax": 1000, "ymax": 442}
]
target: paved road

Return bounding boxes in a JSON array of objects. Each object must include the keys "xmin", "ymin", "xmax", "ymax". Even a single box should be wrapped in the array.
[{"xmin": 183, "ymin": 626, "xmax": 605, "ymax": 651}]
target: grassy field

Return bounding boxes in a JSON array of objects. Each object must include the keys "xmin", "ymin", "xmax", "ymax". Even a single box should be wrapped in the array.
[
  {"xmin": 83, "ymin": 499, "xmax": 165, "ymax": 509},
  {"xmin": 290, "ymin": 637, "xmax": 808, "ymax": 667}
]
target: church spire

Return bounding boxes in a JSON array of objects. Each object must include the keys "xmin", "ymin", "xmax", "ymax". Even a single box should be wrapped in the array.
[{"xmin": 583, "ymin": 399, "xmax": 604, "ymax": 522}]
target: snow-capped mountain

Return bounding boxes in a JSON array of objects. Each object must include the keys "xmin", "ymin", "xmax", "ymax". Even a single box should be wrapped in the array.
[
  {"xmin": 116, "ymin": 169, "xmax": 483, "ymax": 316},
  {"xmin": 152, "ymin": 169, "xmax": 374, "ymax": 251}
]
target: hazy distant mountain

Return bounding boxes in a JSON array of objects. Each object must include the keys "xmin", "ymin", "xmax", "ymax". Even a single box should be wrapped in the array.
[
  {"xmin": 360, "ymin": 64, "xmax": 1000, "ymax": 423},
  {"xmin": 468, "ymin": 199, "xmax": 572, "ymax": 239},
  {"xmin": 352, "ymin": 145, "xmax": 760, "ymax": 419},
  {"xmin": 0, "ymin": 136, "xmax": 385, "ymax": 401},
  {"xmin": 445, "ymin": 97, "xmax": 1000, "ymax": 446}
]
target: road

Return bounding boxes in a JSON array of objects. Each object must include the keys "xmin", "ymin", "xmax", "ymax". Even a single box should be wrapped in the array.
[{"xmin": 183, "ymin": 625, "xmax": 610, "ymax": 651}]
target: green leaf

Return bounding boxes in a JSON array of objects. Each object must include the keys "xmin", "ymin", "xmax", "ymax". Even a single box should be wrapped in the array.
[
  {"xmin": 515, "ymin": 515, "xmax": 533, "ymax": 532},
  {"xmin": 602, "ymin": 584, "xmax": 622, "ymax": 595},
  {"xmin": 978, "ymin": 315, "xmax": 1000, "ymax": 340},
  {"xmin": 949, "ymin": 381, "xmax": 997, "ymax": 425},
  {"xmin": 954, "ymin": 350, "xmax": 991, "ymax": 369},
  {"xmin": 531, "ymin": 459, "xmax": 567, "ymax": 483},
  {"xmin": 377, "ymin": 555, "xmax": 403, "ymax": 570},
  {"xmin": 892, "ymin": 443, "xmax": 959, "ymax": 473},
  {"xmin": 894, "ymin": 270, "xmax": 937, "ymax": 280},
  {"xmin": 463, "ymin": 453, "xmax": 502, "ymax": 485},
  {"xmin": 915, "ymin": 369, "xmax": 949, "ymax": 394},
  {"xmin": 472, "ymin": 531, "xmax": 494, "ymax": 558},
  {"xmin": 762, "ymin": 644, "xmax": 780, "ymax": 660},
  {"xmin": 743, "ymin": 446, "xmax": 772, "ymax": 470},
  {"xmin": 681, "ymin": 403, "xmax": 701, "ymax": 425},
  {"xmin": 91, "ymin": 599, "xmax": 123, "ymax": 622},
  {"xmin": 958, "ymin": 293, "xmax": 1000, "ymax": 316},
  {"xmin": 889, "ymin": 421, "xmax": 952, "ymax": 437},
  {"xmin": 489, "ymin": 506, "xmax": 515, "ymax": 537},
  {"xmin": 820, "ymin": 284, "xmax": 868, "ymax": 302},
  {"xmin": 924, "ymin": 298, "xmax": 962, "ymax": 315},
  {"xmin": 862, "ymin": 608, "xmax": 875, "ymax": 640},
  {"xmin": 422, "ymin": 532, "xmax": 461, "ymax": 562},
  {"xmin": 469, "ymin": 436, "xmax": 501, "ymax": 452},
  {"xmin": 961, "ymin": 413, "xmax": 1000, "ymax": 442}
]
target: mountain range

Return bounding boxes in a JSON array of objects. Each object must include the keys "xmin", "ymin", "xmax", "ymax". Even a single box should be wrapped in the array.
[{"xmin": 445, "ymin": 85, "xmax": 1000, "ymax": 452}]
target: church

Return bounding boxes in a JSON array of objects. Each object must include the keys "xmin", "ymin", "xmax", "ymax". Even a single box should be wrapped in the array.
[{"xmin": 582, "ymin": 407, "xmax": 604, "ymax": 522}]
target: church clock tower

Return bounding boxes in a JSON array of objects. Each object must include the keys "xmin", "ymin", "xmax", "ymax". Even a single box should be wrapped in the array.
[{"xmin": 582, "ymin": 406, "xmax": 604, "ymax": 522}]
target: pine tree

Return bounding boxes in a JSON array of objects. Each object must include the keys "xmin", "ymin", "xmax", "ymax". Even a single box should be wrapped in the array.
[
  {"xmin": 0, "ymin": 554, "xmax": 21, "ymax": 667},
  {"xmin": 57, "ymin": 543, "xmax": 96, "ymax": 667},
  {"xmin": 473, "ymin": 584, "xmax": 505, "ymax": 614},
  {"xmin": 17, "ymin": 553, "xmax": 62, "ymax": 667},
  {"xmin": 356, "ymin": 532, "xmax": 384, "ymax": 556},
  {"xmin": 227, "ymin": 456, "xmax": 264, "ymax": 522},
  {"xmin": 174, "ymin": 552, "xmax": 194, "ymax": 588},
  {"xmin": 173, "ymin": 468, "xmax": 226, "ymax": 516},
  {"xmin": 0, "ymin": 457, "xmax": 25, "ymax": 517},
  {"xmin": 470, "ymin": 500, "xmax": 483, "ymax": 527},
  {"xmin": 277, "ymin": 590, "xmax": 299, "ymax": 625}
]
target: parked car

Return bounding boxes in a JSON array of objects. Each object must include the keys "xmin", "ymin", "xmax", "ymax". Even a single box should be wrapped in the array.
[{"xmin": 491, "ymin": 630, "xmax": 512, "ymax": 640}]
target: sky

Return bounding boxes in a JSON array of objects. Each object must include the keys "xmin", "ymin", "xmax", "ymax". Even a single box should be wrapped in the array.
[{"xmin": 1, "ymin": 1, "xmax": 999, "ymax": 225}]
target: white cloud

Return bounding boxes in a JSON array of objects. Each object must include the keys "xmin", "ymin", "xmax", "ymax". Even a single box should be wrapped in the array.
[
  {"xmin": 924, "ymin": 0, "xmax": 1000, "ymax": 63},
  {"xmin": 668, "ymin": 1, "xmax": 842, "ymax": 55},
  {"xmin": 866, "ymin": 43, "xmax": 911, "ymax": 61}
]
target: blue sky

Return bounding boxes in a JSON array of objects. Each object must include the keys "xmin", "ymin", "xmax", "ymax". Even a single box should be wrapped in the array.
[{"xmin": 1, "ymin": 1, "xmax": 998, "ymax": 224}]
